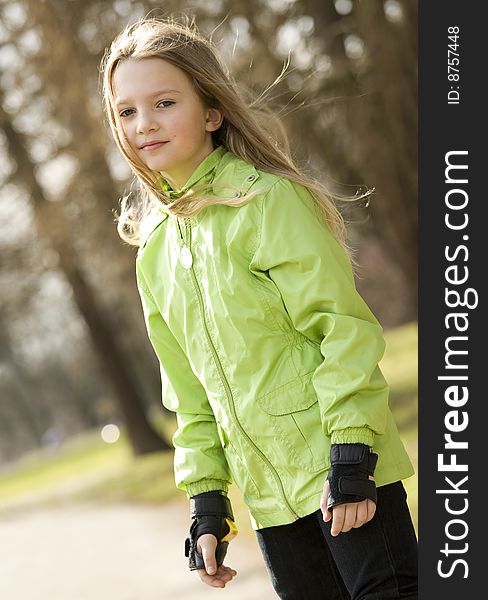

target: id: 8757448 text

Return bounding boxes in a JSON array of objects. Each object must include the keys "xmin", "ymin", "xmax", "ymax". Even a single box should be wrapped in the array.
[{"xmin": 447, "ymin": 26, "xmax": 460, "ymax": 105}]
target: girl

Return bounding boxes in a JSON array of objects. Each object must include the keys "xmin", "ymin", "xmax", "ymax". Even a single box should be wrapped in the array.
[{"xmin": 100, "ymin": 16, "xmax": 418, "ymax": 600}]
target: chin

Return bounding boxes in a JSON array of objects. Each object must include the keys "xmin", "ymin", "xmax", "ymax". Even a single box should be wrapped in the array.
[{"xmin": 144, "ymin": 159, "xmax": 170, "ymax": 172}]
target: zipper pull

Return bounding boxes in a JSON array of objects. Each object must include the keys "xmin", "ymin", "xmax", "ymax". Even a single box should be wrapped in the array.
[
  {"xmin": 180, "ymin": 245, "xmax": 193, "ymax": 269},
  {"xmin": 176, "ymin": 217, "xmax": 193, "ymax": 269}
]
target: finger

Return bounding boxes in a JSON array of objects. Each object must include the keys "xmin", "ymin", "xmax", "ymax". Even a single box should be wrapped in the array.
[
  {"xmin": 198, "ymin": 534, "xmax": 218, "ymax": 576},
  {"xmin": 216, "ymin": 566, "xmax": 236, "ymax": 583},
  {"xmin": 196, "ymin": 533, "xmax": 216, "ymax": 555},
  {"xmin": 342, "ymin": 503, "xmax": 358, "ymax": 533},
  {"xmin": 320, "ymin": 480, "xmax": 333, "ymax": 522},
  {"xmin": 196, "ymin": 565, "xmax": 236, "ymax": 588},
  {"xmin": 354, "ymin": 500, "xmax": 369, "ymax": 527},
  {"xmin": 366, "ymin": 499, "xmax": 377, "ymax": 522},
  {"xmin": 331, "ymin": 505, "xmax": 345, "ymax": 536},
  {"xmin": 323, "ymin": 507, "xmax": 332, "ymax": 522},
  {"xmin": 196, "ymin": 570, "xmax": 226, "ymax": 588},
  {"xmin": 213, "ymin": 565, "xmax": 235, "ymax": 579}
]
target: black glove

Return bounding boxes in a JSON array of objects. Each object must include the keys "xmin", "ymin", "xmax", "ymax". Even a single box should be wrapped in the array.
[
  {"xmin": 184, "ymin": 490, "xmax": 238, "ymax": 571},
  {"xmin": 327, "ymin": 443, "xmax": 378, "ymax": 510}
]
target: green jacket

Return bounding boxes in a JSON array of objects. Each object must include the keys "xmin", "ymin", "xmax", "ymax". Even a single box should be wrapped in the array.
[{"xmin": 135, "ymin": 145, "xmax": 414, "ymax": 529}]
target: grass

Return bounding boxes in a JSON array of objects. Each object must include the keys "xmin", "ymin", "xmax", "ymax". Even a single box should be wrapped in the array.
[
  {"xmin": 0, "ymin": 429, "xmax": 177, "ymax": 509},
  {"xmin": 0, "ymin": 431, "xmax": 130, "ymax": 503},
  {"xmin": 381, "ymin": 321, "xmax": 418, "ymax": 532},
  {"xmin": 0, "ymin": 321, "xmax": 418, "ymax": 532}
]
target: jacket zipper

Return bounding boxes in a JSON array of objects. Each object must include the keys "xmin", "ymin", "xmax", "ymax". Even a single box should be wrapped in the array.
[{"xmin": 181, "ymin": 217, "xmax": 299, "ymax": 520}]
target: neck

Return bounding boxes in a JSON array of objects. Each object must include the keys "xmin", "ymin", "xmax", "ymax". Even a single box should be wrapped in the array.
[{"xmin": 159, "ymin": 140, "xmax": 216, "ymax": 191}]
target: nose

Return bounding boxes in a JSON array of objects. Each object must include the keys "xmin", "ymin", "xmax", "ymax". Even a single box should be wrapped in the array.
[{"xmin": 136, "ymin": 110, "xmax": 159, "ymax": 135}]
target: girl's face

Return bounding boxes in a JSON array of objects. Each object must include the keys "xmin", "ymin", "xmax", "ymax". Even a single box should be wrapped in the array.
[{"xmin": 113, "ymin": 57, "xmax": 222, "ymax": 190}]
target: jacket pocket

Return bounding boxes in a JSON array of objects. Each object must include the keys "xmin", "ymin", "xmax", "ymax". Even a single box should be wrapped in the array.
[
  {"xmin": 256, "ymin": 372, "xmax": 329, "ymax": 473},
  {"xmin": 256, "ymin": 370, "xmax": 317, "ymax": 414}
]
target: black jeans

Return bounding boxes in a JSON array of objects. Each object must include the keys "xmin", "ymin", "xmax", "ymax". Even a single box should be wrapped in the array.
[{"xmin": 255, "ymin": 481, "xmax": 418, "ymax": 600}]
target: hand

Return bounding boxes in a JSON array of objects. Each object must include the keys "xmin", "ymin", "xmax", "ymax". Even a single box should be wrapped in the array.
[
  {"xmin": 195, "ymin": 533, "xmax": 237, "ymax": 588},
  {"xmin": 320, "ymin": 477, "xmax": 376, "ymax": 536},
  {"xmin": 185, "ymin": 490, "xmax": 238, "ymax": 573}
]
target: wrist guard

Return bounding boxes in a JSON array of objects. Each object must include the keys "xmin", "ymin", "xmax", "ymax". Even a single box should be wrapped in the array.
[
  {"xmin": 184, "ymin": 491, "xmax": 238, "ymax": 571},
  {"xmin": 327, "ymin": 443, "xmax": 378, "ymax": 510}
]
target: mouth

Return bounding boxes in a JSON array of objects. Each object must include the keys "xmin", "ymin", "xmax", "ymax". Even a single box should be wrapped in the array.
[{"xmin": 140, "ymin": 141, "xmax": 168, "ymax": 151}]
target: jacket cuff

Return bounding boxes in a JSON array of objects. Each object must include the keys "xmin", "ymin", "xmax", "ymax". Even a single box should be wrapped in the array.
[
  {"xmin": 185, "ymin": 479, "xmax": 229, "ymax": 498},
  {"xmin": 330, "ymin": 427, "xmax": 375, "ymax": 446}
]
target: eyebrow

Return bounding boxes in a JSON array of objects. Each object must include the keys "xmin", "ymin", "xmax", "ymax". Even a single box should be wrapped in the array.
[{"xmin": 115, "ymin": 89, "xmax": 182, "ymax": 107}]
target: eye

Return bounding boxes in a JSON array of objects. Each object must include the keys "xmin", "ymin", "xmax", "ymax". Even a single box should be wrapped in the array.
[
  {"xmin": 119, "ymin": 108, "xmax": 134, "ymax": 118},
  {"xmin": 157, "ymin": 100, "xmax": 175, "ymax": 108}
]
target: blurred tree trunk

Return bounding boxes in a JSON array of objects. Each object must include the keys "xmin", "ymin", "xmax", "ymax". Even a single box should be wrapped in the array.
[
  {"xmin": 0, "ymin": 104, "xmax": 170, "ymax": 455},
  {"xmin": 0, "ymin": 316, "xmax": 45, "ymax": 447},
  {"xmin": 22, "ymin": 0, "xmax": 166, "ymax": 411},
  {"xmin": 299, "ymin": 0, "xmax": 366, "ymax": 189},
  {"xmin": 348, "ymin": 0, "xmax": 418, "ymax": 316}
]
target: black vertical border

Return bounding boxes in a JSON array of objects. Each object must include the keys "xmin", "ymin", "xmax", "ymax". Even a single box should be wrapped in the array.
[{"xmin": 419, "ymin": 1, "xmax": 483, "ymax": 597}]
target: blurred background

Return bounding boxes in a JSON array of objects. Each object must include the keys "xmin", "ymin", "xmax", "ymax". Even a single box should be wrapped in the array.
[{"xmin": 0, "ymin": 0, "xmax": 417, "ymax": 598}]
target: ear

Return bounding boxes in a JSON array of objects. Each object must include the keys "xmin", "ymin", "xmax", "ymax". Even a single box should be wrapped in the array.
[{"xmin": 205, "ymin": 107, "xmax": 223, "ymax": 132}]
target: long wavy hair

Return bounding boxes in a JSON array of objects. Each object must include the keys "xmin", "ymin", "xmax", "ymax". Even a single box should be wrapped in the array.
[{"xmin": 100, "ymin": 15, "xmax": 362, "ymax": 251}]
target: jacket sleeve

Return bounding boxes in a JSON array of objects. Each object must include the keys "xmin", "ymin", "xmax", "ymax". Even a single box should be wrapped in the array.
[
  {"xmin": 251, "ymin": 177, "xmax": 389, "ymax": 447},
  {"xmin": 135, "ymin": 260, "xmax": 232, "ymax": 496}
]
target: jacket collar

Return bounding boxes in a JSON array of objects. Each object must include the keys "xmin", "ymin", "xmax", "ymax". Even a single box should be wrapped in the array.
[
  {"xmin": 139, "ymin": 145, "xmax": 260, "ymax": 250},
  {"xmin": 158, "ymin": 145, "xmax": 226, "ymax": 199}
]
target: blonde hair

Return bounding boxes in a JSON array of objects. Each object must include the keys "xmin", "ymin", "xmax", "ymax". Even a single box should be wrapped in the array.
[{"xmin": 100, "ymin": 15, "xmax": 361, "ymax": 251}]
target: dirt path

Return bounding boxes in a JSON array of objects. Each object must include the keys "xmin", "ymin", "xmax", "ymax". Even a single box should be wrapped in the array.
[{"xmin": 0, "ymin": 499, "xmax": 276, "ymax": 600}]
